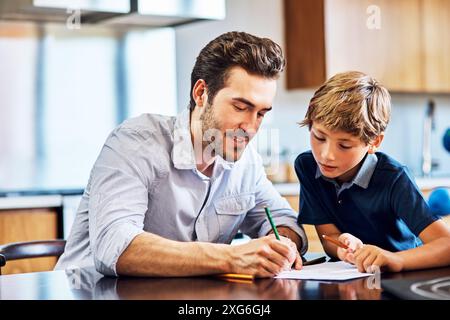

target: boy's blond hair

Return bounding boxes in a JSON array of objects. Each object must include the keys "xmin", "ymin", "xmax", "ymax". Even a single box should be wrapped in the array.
[{"xmin": 300, "ymin": 71, "xmax": 391, "ymax": 144}]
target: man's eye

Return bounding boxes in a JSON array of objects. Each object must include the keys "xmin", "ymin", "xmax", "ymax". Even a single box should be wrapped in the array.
[
  {"xmin": 233, "ymin": 105, "xmax": 245, "ymax": 112},
  {"xmin": 257, "ymin": 113, "xmax": 264, "ymax": 118},
  {"xmin": 340, "ymin": 145, "xmax": 352, "ymax": 150}
]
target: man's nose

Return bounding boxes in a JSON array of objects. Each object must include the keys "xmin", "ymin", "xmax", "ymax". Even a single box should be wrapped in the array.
[{"xmin": 240, "ymin": 113, "xmax": 259, "ymax": 137}]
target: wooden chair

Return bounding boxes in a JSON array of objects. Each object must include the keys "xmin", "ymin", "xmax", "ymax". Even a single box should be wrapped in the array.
[{"xmin": 0, "ymin": 240, "xmax": 66, "ymax": 275}]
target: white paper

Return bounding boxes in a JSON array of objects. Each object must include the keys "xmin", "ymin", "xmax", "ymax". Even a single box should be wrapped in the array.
[{"xmin": 275, "ymin": 261, "xmax": 372, "ymax": 281}]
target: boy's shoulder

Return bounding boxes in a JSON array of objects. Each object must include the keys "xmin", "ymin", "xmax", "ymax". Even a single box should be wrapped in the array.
[
  {"xmin": 294, "ymin": 151, "xmax": 317, "ymax": 177},
  {"xmin": 375, "ymin": 152, "xmax": 407, "ymax": 173},
  {"xmin": 295, "ymin": 150, "xmax": 315, "ymax": 165},
  {"xmin": 374, "ymin": 152, "xmax": 413, "ymax": 182}
]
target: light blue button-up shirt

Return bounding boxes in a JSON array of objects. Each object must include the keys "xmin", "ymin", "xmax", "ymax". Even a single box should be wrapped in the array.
[{"xmin": 55, "ymin": 109, "xmax": 307, "ymax": 276}]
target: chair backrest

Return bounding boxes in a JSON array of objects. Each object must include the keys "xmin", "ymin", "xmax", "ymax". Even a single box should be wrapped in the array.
[{"xmin": 0, "ymin": 240, "xmax": 66, "ymax": 275}]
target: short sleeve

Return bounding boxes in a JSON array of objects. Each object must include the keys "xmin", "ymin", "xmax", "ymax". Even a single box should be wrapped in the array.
[
  {"xmin": 295, "ymin": 154, "xmax": 333, "ymax": 225},
  {"xmin": 390, "ymin": 167, "xmax": 439, "ymax": 236}
]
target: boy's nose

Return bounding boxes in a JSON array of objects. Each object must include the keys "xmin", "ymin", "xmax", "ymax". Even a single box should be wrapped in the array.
[{"xmin": 321, "ymin": 144, "xmax": 336, "ymax": 162}]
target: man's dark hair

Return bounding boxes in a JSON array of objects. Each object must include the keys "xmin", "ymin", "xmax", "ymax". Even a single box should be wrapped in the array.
[{"xmin": 189, "ymin": 31, "xmax": 285, "ymax": 110}]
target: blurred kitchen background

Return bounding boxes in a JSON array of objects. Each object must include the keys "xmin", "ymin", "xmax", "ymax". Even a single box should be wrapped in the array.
[{"xmin": 1, "ymin": 0, "xmax": 449, "ymax": 273}]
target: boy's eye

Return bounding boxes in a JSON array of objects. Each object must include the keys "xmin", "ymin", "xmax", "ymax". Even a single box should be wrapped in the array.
[
  {"xmin": 340, "ymin": 145, "xmax": 352, "ymax": 149},
  {"xmin": 313, "ymin": 133, "xmax": 325, "ymax": 141},
  {"xmin": 257, "ymin": 112, "xmax": 264, "ymax": 118}
]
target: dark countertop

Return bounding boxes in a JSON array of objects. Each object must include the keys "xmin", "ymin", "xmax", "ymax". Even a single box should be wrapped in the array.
[
  {"xmin": 1, "ymin": 255, "xmax": 449, "ymax": 300},
  {"xmin": 0, "ymin": 188, "xmax": 84, "ymax": 198}
]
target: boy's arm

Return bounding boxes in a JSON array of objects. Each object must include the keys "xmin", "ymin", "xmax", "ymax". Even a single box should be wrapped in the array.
[
  {"xmin": 315, "ymin": 224, "xmax": 342, "ymax": 259},
  {"xmin": 397, "ymin": 219, "xmax": 450, "ymax": 270},
  {"xmin": 352, "ymin": 220, "xmax": 450, "ymax": 273},
  {"xmin": 316, "ymin": 224, "xmax": 364, "ymax": 262}
]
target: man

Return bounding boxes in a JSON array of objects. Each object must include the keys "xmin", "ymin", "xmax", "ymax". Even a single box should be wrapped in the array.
[{"xmin": 55, "ymin": 31, "xmax": 308, "ymax": 277}]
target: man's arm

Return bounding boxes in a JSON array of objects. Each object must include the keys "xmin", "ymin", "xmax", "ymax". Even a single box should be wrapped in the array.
[
  {"xmin": 116, "ymin": 232, "xmax": 297, "ymax": 277},
  {"xmin": 116, "ymin": 232, "xmax": 230, "ymax": 277}
]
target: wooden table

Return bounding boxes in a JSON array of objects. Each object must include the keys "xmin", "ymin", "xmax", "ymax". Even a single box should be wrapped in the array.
[{"xmin": 1, "ymin": 264, "xmax": 449, "ymax": 300}]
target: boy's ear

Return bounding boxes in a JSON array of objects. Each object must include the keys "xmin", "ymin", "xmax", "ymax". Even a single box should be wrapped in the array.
[
  {"xmin": 192, "ymin": 79, "xmax": 208, "ymax": 108},
  {"xmin": 368, "ymin": 133, "xmax": 384, "ymax": 154}
]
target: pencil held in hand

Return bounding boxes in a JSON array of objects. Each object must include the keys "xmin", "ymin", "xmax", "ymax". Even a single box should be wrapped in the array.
[
  {"xmin": 322, "ymin": 235, "xmax": 349, "ymax": 249},
  {"xmin": 264, "ymin": 206, "xmax": 280, "ymax": 240}
]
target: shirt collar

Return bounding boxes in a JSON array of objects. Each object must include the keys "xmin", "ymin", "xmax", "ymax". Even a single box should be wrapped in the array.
[
  {"xmin": 171, "ymin": 108, "xmax": 235, "ymax": 171},
  {"xmin": 315, "ymin": 153, "xmax": 378, "ymax": 189},
  {"xmin": 172, "ymin": 108, "xmax": 196, "ymax": 170}
]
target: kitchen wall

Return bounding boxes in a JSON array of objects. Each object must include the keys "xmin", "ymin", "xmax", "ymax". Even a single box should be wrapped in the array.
[
  {"xmin": 0, "ymin": 24, "xmax": 38, "ymax": 189},
  {"xmin": 0, "ymin": 22, "xmax": 177, "ymax": 191},
  {"xmin": 175, "ymin": 0, "xmax": 450, "ymax": 177}
]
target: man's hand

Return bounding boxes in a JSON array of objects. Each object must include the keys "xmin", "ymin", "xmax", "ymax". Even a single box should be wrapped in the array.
[
  {"xmin": 337, "ymin": 233, "xmax": 363, "ymax": 263},
  {"xmin": 267, "ymin": 227, "xmax": 303, "ymax": 270},
  {"xmin": 353, "ymin": 245, "xmax": 404, "ymax": 273},
  {"xmin": 271, "ymin": 234, "xmax": 303, "ymax": 270},
  {"xmin": 229, "ymin": 235, "xmax": 297, "ymax": 277}
]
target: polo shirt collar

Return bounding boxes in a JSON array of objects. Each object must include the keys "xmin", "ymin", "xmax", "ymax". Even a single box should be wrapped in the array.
[
  {"xmin": 353, "ymin": 153, "xmax": 378, "ymax": 189},
  {"xmin": 315, "ymin": 153, "xmax": 378, "ymax": 189}
]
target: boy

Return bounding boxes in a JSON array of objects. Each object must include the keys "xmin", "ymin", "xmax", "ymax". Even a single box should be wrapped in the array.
[{"xmin": 295, "ymin": 71, "xmax": 450, "ymax": 273}]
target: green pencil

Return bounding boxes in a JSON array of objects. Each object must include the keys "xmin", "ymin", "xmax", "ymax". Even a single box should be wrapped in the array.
[{"xmin": 264, "ymin": 206, "xmax": 280, "ymax": 240}]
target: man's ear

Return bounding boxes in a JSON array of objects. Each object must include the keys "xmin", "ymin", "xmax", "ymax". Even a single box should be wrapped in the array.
[
  {"xmin": 368, "ymin": 133, "xmax": 384, "ymax": 154},
  {"xmin": 192, "ymin": 79, "xmax": 208, "ymax": 108}
]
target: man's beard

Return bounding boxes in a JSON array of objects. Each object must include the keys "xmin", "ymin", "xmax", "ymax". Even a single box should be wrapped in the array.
[
  {"xmin": 199, "ymin": 103, "xmax": 247, "ymax": 162},
  {"xmin": 200, "ymin": 103, "xmax": 221, "ymax": 157}
]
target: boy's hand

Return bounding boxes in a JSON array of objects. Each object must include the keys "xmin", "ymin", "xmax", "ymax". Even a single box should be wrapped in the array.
[
  {"xmin": 353, "ymin": 245, "xmax": 404, "ymax": 273},
  {"xmin": 337, "ymin": 233, "xmax": 363, "ymax": 263}
]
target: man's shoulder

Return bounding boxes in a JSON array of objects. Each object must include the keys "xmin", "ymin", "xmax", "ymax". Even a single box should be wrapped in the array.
[
  {"xmin": 119, "ymin": 113, "xmax": 176, "ymax": 140},
  {"xmin": 104, "ymin": 113, "xmax": 176, "ymax": 156}
]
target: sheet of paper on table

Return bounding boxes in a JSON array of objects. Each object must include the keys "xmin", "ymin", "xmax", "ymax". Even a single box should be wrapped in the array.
[{"xmin": 275, "ymin": 261, "xmax": 373, "ymax": 281}]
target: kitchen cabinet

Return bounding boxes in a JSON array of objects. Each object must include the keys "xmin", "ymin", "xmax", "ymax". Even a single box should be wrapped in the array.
[
  {"xmin": 422, "ymin": 0, "xmax": 450, "ymax": 92},
  {"xmin": 0, "ymin": 199, "xmax": 62, "ymax": 275},
  {"xmin": 284, "ymin": 0, "xmax": 450, "ymax": 92}
]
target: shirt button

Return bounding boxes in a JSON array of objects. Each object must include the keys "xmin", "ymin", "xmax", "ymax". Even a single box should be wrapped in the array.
[{"xmin": 338, "ymin": 200, "xmax": 342, "ymax": 204}]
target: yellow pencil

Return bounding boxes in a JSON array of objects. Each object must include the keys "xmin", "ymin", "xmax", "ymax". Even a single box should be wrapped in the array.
[{"xmin": 216, "ymin": 273, "xmax": 254, "ymax": 281}]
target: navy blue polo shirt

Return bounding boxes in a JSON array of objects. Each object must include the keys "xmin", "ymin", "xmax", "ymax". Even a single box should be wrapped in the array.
[{"xmin": 295, "ymin": 151, "xmax": 439, "ymax": 252}]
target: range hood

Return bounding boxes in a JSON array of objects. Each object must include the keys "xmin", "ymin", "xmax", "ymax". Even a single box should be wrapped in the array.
[
  {"xmin": 0, "ymin": 0, "xmax": 225, "ymax": 27},
  {"xmin": 104, "ymin": 0, "xmax": 226, "ymax": 27},
  {"xmin": 0, "ymin": 0, "xmax": 130, "ymax": 24}
]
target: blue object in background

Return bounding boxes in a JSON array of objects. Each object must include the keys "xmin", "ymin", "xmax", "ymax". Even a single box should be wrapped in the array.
[
  {"xmin": 428, "ymin": 187, "xmax": 450, "ymax": 217},
  {"xmin": 444, "ymin": 128, "xmax": 450, "ymax": 153}
]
